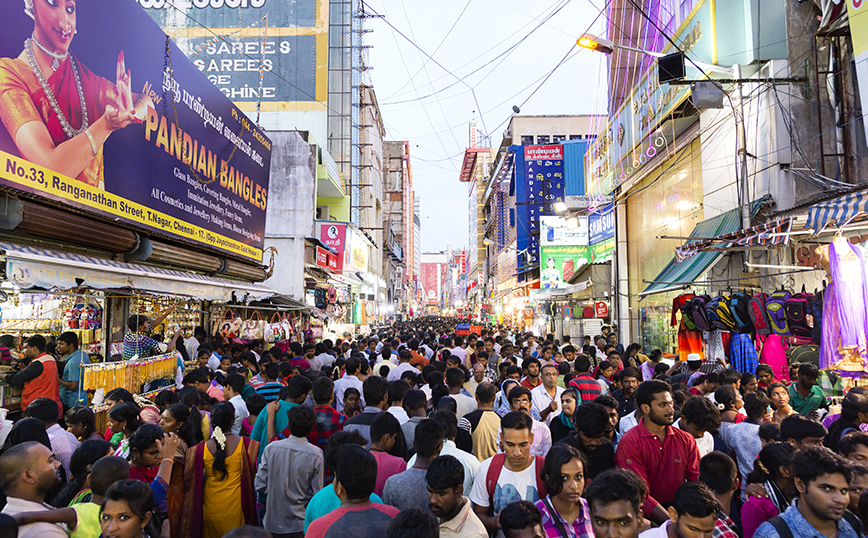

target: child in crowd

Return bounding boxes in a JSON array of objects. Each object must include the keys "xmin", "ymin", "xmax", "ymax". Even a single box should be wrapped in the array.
[{"xmin": 243, "ymin": 394, "xmax": 267, "ymax": 437}]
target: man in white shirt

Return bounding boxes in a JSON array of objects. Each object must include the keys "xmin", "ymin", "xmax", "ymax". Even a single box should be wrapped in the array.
[
  {"xmin": 387, "ymin": 348, "xmax": 418, "ymax": 382},
  {"xmin": 26, "ymin": 398, "xmax": 78, "ymax": 480},
  {"xmin": 530, "ymin": 364, "xmax": 564, "ymax": 426},
  {"xmin": 334, "ymin": 357, "xmax": 366, "ymax": 412},
  {"xmin": 674, "ymin": 393, "xmax": 718, "ymax": 458},
  {"xmin": 450, "ymin": 336, "xmax": 468, "ymax": 367},
  {"xmin": 446, "ymin": 367, "xmax": 478, "ymax": 420},
  {"xmin": 0, "ymin": 441, "xmax": 67, "ymax": 538},
  {"xmin": 223, "ymin": 373, "xmax": 250, "ymax": 435},
  {"xmin": 637, "ymin": 482, "xmax": 718, "ymax": 538},
  {"xmin": 313, "ymin": 343, "xmax": 334, "ymax": 371},
  {"xmin": 387, "ymin": 380, "xmax": 411, "ymax": 425},
  {"xmin": 619, "ymin": 409, "xmax": 639, "ymax": 434},
  {"xmin": 184, "ymin": 327, "xmax": 204, "ymax": 365}
]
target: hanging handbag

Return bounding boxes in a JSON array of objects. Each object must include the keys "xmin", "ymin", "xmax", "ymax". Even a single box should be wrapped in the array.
[
  {"xmin": 280, "ymin": 314, "xmax": 293, "ymax": 342},
  {"xmin": 214, "ymin": 310, "xmax": 241, "ymax": 339},
  {"xmin": 265, "ymin": 313, "xmax": 283, "ymax": 343},
  {"xmin": 242, "ymin": 310, "xmax": 264, "ymax": 340}
]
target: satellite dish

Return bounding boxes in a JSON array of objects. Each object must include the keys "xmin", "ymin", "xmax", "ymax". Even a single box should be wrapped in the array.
[{"xmin": 512, "ymin": 105, "xmax": 520, "ymax": 114}]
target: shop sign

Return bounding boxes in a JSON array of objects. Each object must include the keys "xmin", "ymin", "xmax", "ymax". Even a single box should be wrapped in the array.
[
  {"xmin": 344, "ymin": 228, "xmax": 369, "ymax": 273},
  {"xmin": 0, "ymin": 0, "xmax": 272, "ymax": 262},
  {"xmin": 521, "ymin": 145, "xmax": 565, "ymax": 268},
  {"xmin": 540, "ymin": 216, "xmax": 589, "ymax": 246},
  {"xmin": 591, "ymin": 237, "xmax": 615, "ymax": 263},
  {"xmin": 315, "ymin": 246, "xmax": 337, "ymax": 271},
  {"xmin": 595, "ymin": 301, "xmax": 609, "ymax": 318},
  {"xmin": 540, "ymin": 245, "xmax": 591, "ymax": 290},
  {"xmin": 849, "ymin": 0, "xmax": 868, "ymax": 146},
  {"xmin": 588, "ymin": 205, "xmax": 615, "ymax": 245},
  {"xmin": 319, "ymin": 224, "xmax": 346, "ymax": 272}
]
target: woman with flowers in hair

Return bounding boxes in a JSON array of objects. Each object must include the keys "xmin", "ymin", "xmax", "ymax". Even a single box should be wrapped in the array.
[
  {"xmin": 181, "ymin": 401, "xmax": 259, "ymax": 538},
  {"xmin": 0, "ymin": 0, "xmax": 150, "ymax": 188}
]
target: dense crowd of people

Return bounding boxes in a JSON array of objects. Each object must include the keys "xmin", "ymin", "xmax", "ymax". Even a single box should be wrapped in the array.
[{"xmin": 0, "ymin": 316, "xmax": 865, "ymax": 538}]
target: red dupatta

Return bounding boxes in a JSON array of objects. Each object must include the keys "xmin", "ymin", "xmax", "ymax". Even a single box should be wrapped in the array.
[{"xmin": 180, "ymin": 437, "xmax": 259, "ymax": 538}]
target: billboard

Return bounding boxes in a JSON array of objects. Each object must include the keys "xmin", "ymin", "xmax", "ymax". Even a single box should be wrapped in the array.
[
  {"xmin": 319, "ymin": 223, "xmax": 346, "ymax": 273},
  {"xmin": 540, "ymin": 245, "xmax": 591, "ymax": 289},
  {"xmin": 540, "ymin": 215, "xmax": 589, "ymax": 246},
  {"xmin": 519, "ymin": 145, "xmax": 565, "ymax": 271},
  {"xmin": 0, "ymin": 0, "xmax": 271, "ymax": 262},
  {"xmin": 588, "ymin": 205, "xmax": 615, "ymax": 245},
  {"xmin": 143, "ymin": 0, "xmax": 326, "ymax": 111}
]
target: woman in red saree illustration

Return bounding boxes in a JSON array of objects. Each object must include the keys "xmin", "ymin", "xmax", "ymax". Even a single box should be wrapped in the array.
[{"xmin": 0, "ymin": 0, "xmax": 150, "ymax": 189}]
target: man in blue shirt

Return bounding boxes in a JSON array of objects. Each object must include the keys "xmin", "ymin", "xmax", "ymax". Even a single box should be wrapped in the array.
[
  {"xmin": 754, "ymin": 447, "xmax": 859, "ymax": 538},
  {"xmin": 57, "ymin": 331, "xmax": 90, "ymax": 412}
]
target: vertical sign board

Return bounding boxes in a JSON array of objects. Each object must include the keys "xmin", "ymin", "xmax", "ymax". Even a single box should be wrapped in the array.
[
  {"xmin": 521, "ymin": 145, "xmax": 565, "ymax": 272},
  {"xmin": 849, "ymin": 0, "xmax": 868, "ymax": 146},
  {"xmin": 319, "ymin": 223, "xmax": 346, "ymax": 273}
]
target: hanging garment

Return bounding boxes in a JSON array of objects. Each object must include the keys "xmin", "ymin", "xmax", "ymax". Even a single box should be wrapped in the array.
[
  {"xmin": 706, "ymin": 330, "xmax": 726, "ymax": 364},
  {"xmin": 729, "ymin": 333, "xmax": 758, "ymax": 374},
  {"xmin": 819, "ymin": 238, "xmax": 868, "ymax": 377},
  {"xmin": 672, "ymin": 293, "xmax": 705, "ymax": 361},
  {"xmin": 758, "ymin": 334, "xmax": 789, "ymax": 383}
]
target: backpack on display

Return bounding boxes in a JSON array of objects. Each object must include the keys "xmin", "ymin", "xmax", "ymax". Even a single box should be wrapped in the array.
[
  {"xmin": 688, "ymin": 295, "xmax": 712, "ymax": 331},
  {"xmin": 679, "ymin": 300, "xmax": 697, "ymax": 330},
  {"xmin": 706, "ymin": 295, "xmax": 737, "ymax": 332},
  {"xmin": 729, "ymin": 292, "xmax": 754, "ymax": 333},
  {"xmin": 765, "ymin": 288, "xmax": 792, "ymax": 335},
  {"xmin": 785, "ymin": 288, "xmax": 814, "ymax": 339},
  {"xmin": 749, "ymin": 292, "xmax": 772, "ymax": 335},
  {"xmin": 808, "ymin": 286, "xmax": 824, "ymax": 345}
]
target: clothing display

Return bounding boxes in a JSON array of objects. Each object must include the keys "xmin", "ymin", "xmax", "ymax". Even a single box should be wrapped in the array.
[
  {"xmin": 672, "ymin": 293, "xmax": 705, "ymax": 361},
  {"xmin": 819, "ymin": 237, "xmax": 868, "ymax": 377},
  {"xmin": 758, "ymin": 334, "xmax": 789, "ymax": 382}
]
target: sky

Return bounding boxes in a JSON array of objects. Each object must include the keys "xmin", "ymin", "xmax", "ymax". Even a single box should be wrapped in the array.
[{"xmin": 365, "ymin": 0, "xmax": 610, "ymax": 254}]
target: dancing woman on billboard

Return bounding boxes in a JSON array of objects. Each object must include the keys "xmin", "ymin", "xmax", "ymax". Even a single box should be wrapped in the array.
[{"xmin": 0, "ymin": 0, "xmax": 150, "ymax": 189}]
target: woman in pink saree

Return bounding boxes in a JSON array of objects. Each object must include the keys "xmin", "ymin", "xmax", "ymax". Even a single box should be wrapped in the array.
[{"xmin": 0, "ymin": 0, "xmax": 149, "ymax": 189}]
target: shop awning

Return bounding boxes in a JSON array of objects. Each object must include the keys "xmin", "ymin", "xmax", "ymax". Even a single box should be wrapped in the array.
[
  {"xmin": 674, "ymin": 218, "xmax": 795, "ymax": 262},
  {"xmin": 1, "ymin": 242, "xmax": 274, "ymax": 302},
  {"xmin": 640, "ymin": 201, "xmax": 763, "ymax": 297},
  {"xmin": 806, "ymin": 188, "xmax": 868, "ymax": 233}
]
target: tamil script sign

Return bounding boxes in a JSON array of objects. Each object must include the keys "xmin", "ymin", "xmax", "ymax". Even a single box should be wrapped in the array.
[{"xmin": 0, "ymin": 0, "xmax": 271, "ymax": 261}]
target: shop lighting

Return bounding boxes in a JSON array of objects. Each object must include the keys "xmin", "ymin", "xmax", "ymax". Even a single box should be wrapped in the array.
[
  {"xmin": 553, "ymin": 201, "xmax": 568, "ymax": 214},
  {"xmin": 566, "ymin": 216, "xmax": 579, "ymax": 230}
]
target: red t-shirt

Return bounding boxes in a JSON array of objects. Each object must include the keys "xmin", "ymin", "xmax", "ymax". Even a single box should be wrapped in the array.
[
  {"xmin": 306, "ymin": 503, "xmax": 400, "ymax": 538},
  {"xmin": 520, "ymin": 377, "xmax": 541, "ymax": 389},
  {"xmin": 371, "ymin": 450, "xmax": 406, "ymax": 497}
]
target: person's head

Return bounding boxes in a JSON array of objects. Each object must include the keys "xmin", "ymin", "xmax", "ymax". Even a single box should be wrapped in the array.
[
  {"xmin": 780, "ymin": 414, "xmax": 827, "ymax": 449},
  {"xmin": 768, "ymin": 382, "xmax": 790, "ymax": 410},
  {"xmin": 848, "ymin": 465, "xmax": 868, "ymax": 513},
  {"xmin": 475, "ymin": 382, "xmax": 497, "ymax": 407},
  {"xmin": 508, "ymin": 385, "xmax": 533, "ymax": 414},
  {"xmin": 261, "ymin": 362, "xmax": 279, "ymax": 382},
  {"xmin": 471, "ymin": 362, "xmax": 486, "ymax": 383},
  {"xmin": 287, "ymin": 404, "xmax": 317, "ymax": 438},
  {"xmin": 414, "ymin": 419, "xmax": 445, "ymax": 459},
  {"xmin": 793, "ymin": 446, "xmax": 852, "ymax": 523},
  {"xmin": 128, "ymin": 424, "xmax": 166, "ymax": 468},
  {"xmin": 223, "ymin": 373, "xmax": 246, "ymax": 400},
  {"xmin": 0, "ymin": 441, "xmax": 61, "ymax": 499},
  {"xmin": 500, "ymin": 501, "xmax": 545, "ymax": 538},
  {"xmin": 505, "ymin": 365, "xmax": 521, "ymax": 381},
  {"xmin": 619, "ymin": 367, "xmax": 639, "ymax": 396},
  {"xmin": 403, "ymin": 389, "xmax": 427, "ymax": 417},
  {"xmin": 196, "ymin": 348, "xmax": 211, "ymax": 368},
  {"xmin": 679, "ymin": 396, "xmax": 721, "ymax": 440},
  {"xmin": 574, "ymin": 354, "xmax": 591, "ymax": 374},
  {"xmin": 561, "ymin": 389, "xmax": 578, "ymax": 422},
  {"xmin": 743, "ymin": 391, "xmax": 771, "ymax": 422},
  {"xmin": 740, "ymin": 373, "xmax": 758, "ymax": 395},
  {"xmin": 343, "ymin": 387, "xmax": 361, "ymax": 412},
  {"xmin": 714, "ymin": 385, "xmax": 743, "ymax": 414},
  {"xmin": 285, "ymin": 374, "xmax": 313, "ymax": 403},
  {"xmin": 363, "ymin": 375, "xmax": 389, "ymax": 409},
  {"xmin": 311, "ymin": 377, "xmax": 335, "ymax": 406},
  {"xmin": 500, "ymin": 411, "xmax": 534, "ymax": 469},
  {"xmin": 840, "ymin": 387, "xmax": 868, "ymax": 425},
  {"xmin": 49, "ymin": 438, "xmax": 113, "ymax": 508},
  {"xmin": 426, "ymin": 455, "xmax": 466, "ymax": 518},
  {"xmin": 182, "ymin": 369, "xmax": 210, "ymax": 392},
  {"xmin": 219, "ymin": 355, "xmax": 232, "ymax": 372},
  {"xmin": 65, "ymin": 406, "xmax": 97, "ymax": 441},
  {"xmin": 108, "ymin": 402, "xmax": 142, "ymax": 436},
  {"xmin": 334, "ymin": 444, "xmax": 377, "ymax": 502},
  {"xmin": 89, "ymin": 456, "xmax": 131, "ymax": 498},
  {"xmin": 696, "ymin": 373, "xmax": 719, "ymax": 395},
  {"xmin": 387, "ymin": 379, "xmax": 411, "ymax": 407},
  {"xmin": 798, "ymin": 363, "xmax": 820, "ymax": 388},
  {"xmin": 303, "ymin": 344, "xmax": 316, "ymax": 360},
  {"xmin": 386, "ymin": 508, "xmax": 439, "ymax": 538},
  {"xmin": 56, "ymin": 331, "xmax": 79, "ymax": 356},
  {"xmin": 540, "ymin": 363, "xmax": 559, "ymax": 389},
  {"xmin": 746, "ymin": 441, "xmax": 795, "ymax": 486},
  {"xmin": 636, "ymin": 379, "xmax": 674, "ymax": 427},
  {"xmin": 574, "ymin": 403, "xmax": 610, "ymax": 452},
  {"xmin": 24, "ymin": 397, "xmax": 59, "ymax": 426},
  {"xmin": 759, "ymin": 421, "xmax": 781, "ymax": 447},
  {"xmin": 370, "ymin": 411, "xmax": 402, "ymax": 451},
  {"xmin": 522, "ymin": 357, "xmax": 541, "ymax": 378},
  {"xmin": 598, "ymin": 361, "xmax": 615, "ymax": 380},
  {"xmin": 667, "ymin": 482, "xmax": 720, "ymax": 538},
  {"xmin": 542, "ymin": 444, "xmax": 588, "ymax": 504},
  {"xmin": 430, "ymin": 409, "xmax": 459, "ymax": 443},
  {"xmin": 585, "ymin": 469, "xmax": 646, "ymax": 538},
  {"xmin": 100, "ymin": 480, "xmax": 155, "ymax": 538},
  {"xmin": 699, "ymin": 451, "xmax": 738, "ymax": 495},
  {"xmin": 159, "ymin": 403, "xmax": 201, "ymax": 447},
  {"xmin": 222, "ymin": 527, "xmax": 273, "ymax": 538},
  {"xmin": 756, "ymin": 364, "xmax": 774, "ymax": 386},
  {"xmin": 841, "ymin": 432, "xmax": 868, "ymax": 463}
]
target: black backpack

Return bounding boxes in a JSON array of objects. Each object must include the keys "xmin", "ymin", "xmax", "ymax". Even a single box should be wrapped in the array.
[
  {"xmin": 729, "ymin": 292, "xmax": 754, "ymax": 333},
  {"xmin": 809, "ymin": 285, "xmax": 825, "ymax": 345}
]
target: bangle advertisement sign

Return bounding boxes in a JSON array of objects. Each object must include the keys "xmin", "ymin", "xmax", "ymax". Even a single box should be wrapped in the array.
[{"xmin": 0, "ymin": 0, "xmax": 271, "ymax": 262}]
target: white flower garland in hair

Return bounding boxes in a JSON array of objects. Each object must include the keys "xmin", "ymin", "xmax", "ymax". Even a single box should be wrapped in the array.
[{"xmin": 212, "ymin": 426, "xmax": 227, "ymax": 451}]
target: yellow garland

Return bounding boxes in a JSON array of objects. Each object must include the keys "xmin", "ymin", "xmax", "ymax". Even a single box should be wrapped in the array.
[{"xmin": 81, "ymin": 352, "xmax": 179, "ymax": 393}]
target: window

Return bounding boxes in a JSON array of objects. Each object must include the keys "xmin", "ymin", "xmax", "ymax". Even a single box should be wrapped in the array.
[
  {"xmin": 680, "ymin": 0, "xmax": 694, "ymax": 21},
  {"xmin": 552, "ymin": 135, "xmax": 566, "ymax": 143},
  {"xmin": 520, "ymin": 135, "xmax": 534, "ymax": 145},
  {"xmin": 536, "ymin": 135, "xmax": 550, "ymax": 144},
  {"xmin": 569, "ymin": 135, "xmax": 582, "ymax": 140},
  {"xmin": 509, "ymin": 208, "xmax": 515, "ymax": 227}
]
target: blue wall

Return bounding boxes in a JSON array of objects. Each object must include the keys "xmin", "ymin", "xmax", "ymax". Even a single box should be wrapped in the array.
[{"xmin": 563, "ymin": 139, "xmax": 590, "ymax": 197}]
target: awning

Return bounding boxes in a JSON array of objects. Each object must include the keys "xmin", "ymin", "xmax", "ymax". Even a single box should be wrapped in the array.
[
  {"xmin": 806, "ymin": 189, "xmax": 868, "ymax": 233},
  {"xmin": 1, "ymin": 242, "xmax": 274, "ymax": 302},
  {"xmin": 640, "ymin": 201, "xmax": 763, "ymax": 297},
  {"xmin": 674, "ymin": 218, "xmax": 795, "ymax": 262}
]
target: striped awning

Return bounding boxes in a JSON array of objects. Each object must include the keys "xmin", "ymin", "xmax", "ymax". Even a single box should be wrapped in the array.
[
  {"xmin": 1, "ymin": 242, "xmax": 274, "ymax": 302},
  {"xmin": 674, "ymin": 218, "xmax": 794, "ymax": 262},
  {"xmin": 806, "ymin": 189, "xmax": 868, "ymax": 232}
]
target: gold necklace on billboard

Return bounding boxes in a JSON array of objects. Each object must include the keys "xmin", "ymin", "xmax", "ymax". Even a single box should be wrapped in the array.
[{"xmin": 24, "ymin": 37, "xmax": 88, "ymax": 139}]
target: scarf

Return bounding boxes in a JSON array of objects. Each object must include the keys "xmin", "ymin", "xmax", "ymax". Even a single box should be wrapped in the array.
[{"xmin": 558, "ymin": 411, "xmax": 575, "ymax": 431}]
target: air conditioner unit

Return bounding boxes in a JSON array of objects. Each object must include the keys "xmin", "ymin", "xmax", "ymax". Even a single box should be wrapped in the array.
[{"xmin": 316, "ymin": 206, "xmax": 330, "ymax": 220}]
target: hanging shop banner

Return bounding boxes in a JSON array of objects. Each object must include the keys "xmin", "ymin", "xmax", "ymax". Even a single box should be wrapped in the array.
[
  {"xmin": 595, "ymin": 301, "xmax": 609, "ymax": 319},
  {"xmin": 588, "ymin": 205, "xmax": 615, "ymax": 245},
  {"xmin": 848, "ymin": 0, "xmax": 868, "ymax": 146},
  {"xmin": 318, "ymin": 223, "xmax": 346, "ymax": 273},
  {"xmin": 143, "ymin": 0, "xmax": 326, "ymax": 109},
  {"xmin": 540, "ymin": 245, "xmax": 591, "ymax": 290},
  {"xmin": 540, "ymin": 215, "xmax": 589, "ymax": 246},
  {"xmin": 344, "ymin": 227, "xmax": 369, "ymax": 274},
  {"xmin": 523, "ymin": 145, "xmax": 565, "ymax": 268},
  {"xmin": 590, "ymin": 237, "xmax": 615, "ymax": 263},
  {"xmin": 0, "ymin": 0, "xmax": 271, "ymax": 262},
  {"xmin": 315, "ymin": 246, "xmax": 337, "ymax": 272}
]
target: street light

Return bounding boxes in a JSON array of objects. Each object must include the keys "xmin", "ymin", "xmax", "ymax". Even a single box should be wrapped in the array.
[
  {"xmin": 565, "ymin": 216, "xmax": 579, "ymax": 230},
  {"xmin": 577, "ymin": 33, "xmax": 665, "ymax": 57},
  {"xmin": 553, "ymin": 201, "xmax": 568, "ymax": 214}
]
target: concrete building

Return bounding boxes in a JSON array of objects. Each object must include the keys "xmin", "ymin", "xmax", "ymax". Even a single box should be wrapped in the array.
[
  {"xmin": 384, "ymin": 140, "xmax": 417, "ymax": 311},
  {"xmin": 420, "ymin": 252, "xmax": 448, "ymax": 313}
]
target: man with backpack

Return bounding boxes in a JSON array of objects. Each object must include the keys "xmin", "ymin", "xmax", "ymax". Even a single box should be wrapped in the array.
[{"xmin": 468, "ymin": 411, "xmax": 547, "ymax": 536}]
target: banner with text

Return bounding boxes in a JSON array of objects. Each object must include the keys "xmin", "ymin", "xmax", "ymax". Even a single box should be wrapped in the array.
[
  {"xmin": 0, "ymin": 0, "xmax": 271, "ymax": 261},
  {"xmin": 540, "ymin": 245, "xmax": 591, "ymax": 290},
  {"xmin": 523, "ymin": 145, "xmax": 565, "ymax": 270}
]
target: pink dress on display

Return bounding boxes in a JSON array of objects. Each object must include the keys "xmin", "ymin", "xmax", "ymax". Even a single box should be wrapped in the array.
[{"xmin": 758, "ymin": 334, "xmax": 789, "ymax": 383}]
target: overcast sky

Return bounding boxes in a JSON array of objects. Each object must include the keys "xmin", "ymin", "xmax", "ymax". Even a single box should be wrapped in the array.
[{"xmin": 364, "ymin": 0, "xmax": 609, "ymax": 254}]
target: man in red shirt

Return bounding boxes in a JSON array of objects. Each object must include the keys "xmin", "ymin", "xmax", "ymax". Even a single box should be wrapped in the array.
[
  {"xmin": 520, "ymin": 358, "xmax": 542, "ymax": 389},
  {"xmin": 614, "ymin": 379, "xmax": 700, "ymax": 525}
]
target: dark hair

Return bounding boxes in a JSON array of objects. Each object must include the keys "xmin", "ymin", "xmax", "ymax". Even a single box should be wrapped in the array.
[
  {"xmin": 335, "ymin": 444, "xmax": 377, "ymax": 500},
  {"xmin": 209, "ymin": 401, "xmax": 236, "ymax": 480},
  {"xmin": 841, "ymin": 431, "xmax": 868, "ymax": 458},
  {"xmin": 574, "ymin": 355, "xmax": 591, "ymax": 373},
  {"xmin": 177, "ymin": 386, "xmax": 201, "ymax": 408},
  {"xmin": 541, "ymin": 444, "xmax": 587, "ymax": 496},
  {"xmin": 89, "ymin": 456, "xmax": 131, "ymax": 496},
  {"xmin": 584, "ymin": 468, "xmax": 647, "ymax": 514},
  {"xmin": 403, "ymin": 389, "xmax": 427, "ymax": 411},
  {"xmin": 621, "ymin": 367, "xmax": 640, "ymax": 380},
  {"xmin": 430, "ymin": 409, "xmax": 458, "ymax": 441},
  {"xmin": 426, "ymin": 455, "xmax": 464, "ymax": 491},
  {"xmin": 714, "ymin": 385, "xmax": 739, "ymax": 411},
  {"xmin": 798, "ymin": 363, "xmax": 820, "ymax": 379},
  {"xmin": 573, "ymin": 403, "xmax": 609, "ymax": 438},
  {"xmin": 500, "ymin": 500, "xmax": 542, "ymax": 537},
  {"xmin": 501, "ymin": 411, "xmax": 533, "ymax": 433},
  {"xmin": 51, "ymin": 439, "xmax": 112, "ymax": 507},
  {"xmin": 224, "ymin": 373, "xmax": 246, "ymax": 396},
  {"xmin": 445, "ymin": 368, "xmax": 465, "ymax": 389},
  {"xmin": 759, "ymin": 422, "xmax": 781, "ymax": 443},
  {"xmin": 57, "ymin": 331, "xmax": 79, "ymax": 348},
  {"xmin": 740, "ymin": 372, "xmax": 757, "ymax": 391},
  {"xmin": 387, "ymin": 507, "xmax": 439, "ymax": 538},
  {"xmin": 64, "ymin": 406, "xmax": 96, "ymax": 440},
  {"xmin": 679, "ymin": 396, "xmax": 722, "ymax": 432},
  {"xmin": 24, "ymin": 398, "xmax": 59, "ymax": 424},
  {"xmin": 767, "ymin": 382, "xmax": 788, "ymax": 398},
  {"xmin": 743, "ymin": 391, "xmax": 770, "ymax": 421},
  {"xmin": 746, "ymin": 442, "xmax": 795, "ymax": 484},
  {"xmin": 153, "ymin": 390, "xmax": 178, "ymax": 410},
  {"xmin": 163, "ymin": 403, "xmax": 203, "ymax": 447},
  {"xmin": 827, "ymin": 388, "xmax": 868, "ymax": 452},
  {"xmin": 635, "ymin": 379, "xmax": 671, "ymax": 409},
  {"xmin": 288, "ymin": 405, "xmax": 317, "ymax": 438},
  {"xmin": 718, "ymin": 369, "xmax": 742, "ymax": 386},
  {"xmin": 699, "ymin": 451, "xmax": 737, "ymax": 494},
  {"xmin": 363, "ymin": 376, "xmax": 389, "ymax": 407},
  {"xmin": 414, "ymin": 419, "xmax": 445, "ymax": 459},
  {"xmin": 222, "ymin": 526, "xmax": 274, "ymax": 538},
  {"xmin": 183, "ymin": 369, "xmax": 209, "ymax": 387},
  {"xmin": 23, "ymin": 336, "xmax": 46, "ymax": 352},
  {"xmin": 128, "ymin": 424, "xmax": 165, "ymax": 462},
  {"xmin": 286, "ymin": 374, "xmax": 313, "ymax": 400},
  {"xmin": 324, "ymin": 430, "xmax": 369, "ymax": 472},
  {"xmin": 101, "ymin": 480, "xmax": 156, "ymax": 535},
  {"xmin": 793, "ymin": 446, "xmax": 853, "ymax": 488},
  {"xmin": 311, "ymin": 377, "xmax": 335, "ymax": 405},
  {"xmin": 343, "ymin": 387, "xmax": 361, "ymax": 405},
  {"xmin": 672, "ymin": 482, "xmax": 719, "ymax": 518},
  {"xmin": 475, "ymin": 382, "xmax": 497, "ymax": 404},
  {"xmin": 780, "ymin": 414, "xmax": 827, "ymax": 444},
  {"xmin": 109, "ymin": 402, "xmax": 142, "ymax": 434},
  {"xmin": 507, "ymin": 385, "xmax": 532, "ymax": 406},
  {"xmin": 370, "ymin": 411, "xmax": 402, "ymax": 443},
  {"xmin": 388, "ymin": 380, "xmax": 411, "ymax": 406}
]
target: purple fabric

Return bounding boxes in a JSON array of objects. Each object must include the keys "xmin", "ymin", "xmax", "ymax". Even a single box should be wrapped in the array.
[
  {"xmin": 821, "ymin": 241, "xmax": 868, "ymax": 377},
  {"xmin": 741, "ymin": 496, "xmax": 779, "ymax": 538}
]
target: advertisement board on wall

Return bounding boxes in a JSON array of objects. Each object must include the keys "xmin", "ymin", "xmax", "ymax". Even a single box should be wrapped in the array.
[
  {"xmin": 849, "ymin": 0, "xmax": 868, "ymax": 146},
  {"xmin": 0, "ymin": 0, "xmax": 271, "ymax": 262},
  {"xmin": 520, "ymin": 145, "xmax": 565, "ymax": 270},
  {"xmin": 588, "ymin": 205, "xmax": 615, "ymax": 245},
  {"xmin": 540, "ymin": 215, "xmax": 589, "ymax": 246},
  {"xmin": 143, "ymin": 0, "xmax": 326, "ymax": 111},
  {"xmin": 540, "ymin": 245, "xmax": 591, "ymax": 289},
  {"xmin": 319, "ymin": 223, "xmax": 346, "ymax": 272}
]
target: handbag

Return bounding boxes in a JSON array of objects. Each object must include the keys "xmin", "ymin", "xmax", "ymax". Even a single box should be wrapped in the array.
[
  {"xmin": 241, "ymin": 310, "xmax": 264, "ymax": 340},
  {"xmin": 213, "ymin": 310, "xmax": 241, "ymax": 339},
  {"xmin": 280, "ymin": 314, "xmax": 294, "ymax": 342},
  {"xmin": 265, "ymin": 313, "xmax": 283, "ymax": 343}
]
